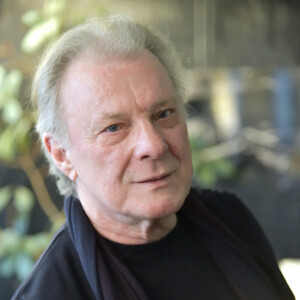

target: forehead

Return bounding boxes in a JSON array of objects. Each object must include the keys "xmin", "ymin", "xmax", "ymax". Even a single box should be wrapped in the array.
[{"xmin": 59, "ymin": 50, "xmax": 177, "ymax": 115}]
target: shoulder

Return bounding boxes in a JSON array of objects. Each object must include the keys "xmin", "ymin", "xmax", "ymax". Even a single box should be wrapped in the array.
[
  {"xmin": 11, "ymin": 224, "xmax": 94, "ymax": 300},
  {"xmin": 188, "ymin": 187, "xmax": 278, "ymax": 264},
  {"xmin": 187, "ymin": 187, "xmax": 295, "ymax": 299},
  {"xmin": 191, "ymin": 187, "xmax": 260, "ymax": 233}
]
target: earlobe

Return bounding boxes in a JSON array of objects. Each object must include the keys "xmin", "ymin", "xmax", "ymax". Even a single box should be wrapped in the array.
[
  {"xmin": 68, "ymin": 169, "xmax": 77, "ymax": 181},
  {"xmin": 43, "ymin": 133, "xmax": 78, "ymax": 181}
]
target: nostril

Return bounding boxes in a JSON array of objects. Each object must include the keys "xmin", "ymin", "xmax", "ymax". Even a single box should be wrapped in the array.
[
  {"xmin": 134, "ymin": 132, "xmax": 168, "ymax": 160},
  {"xmin": 141, "ymin": 154, "xmax": 151, "ymax": 160}
]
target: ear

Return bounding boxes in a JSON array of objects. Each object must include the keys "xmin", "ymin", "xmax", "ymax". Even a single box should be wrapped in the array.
[{"xmin": 43, "ymin": 132, "xmax": 78, "ymax": 181}]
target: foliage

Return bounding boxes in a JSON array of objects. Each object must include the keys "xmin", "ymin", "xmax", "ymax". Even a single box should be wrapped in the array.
[
  {"xmin": 21, "ymin": 0, "xmax": 107, "ymax": 54},
  {"xmin": 0, "ymin": 60, "xmax": 56, "ymax": 280},
  {"xmin": 0, "ymin": 67, "xmax": 33, "ymax": 160},
  {"xmin": 0, "ymin": 185, "xmax": 52, "ymax": 281},
  {"xmin": 0, "ymin": 0, "xmax": 108, "ymax": 282},
  {"xmin": 190, "ymin": 134, "xmax": 236, "ymax": 188}
]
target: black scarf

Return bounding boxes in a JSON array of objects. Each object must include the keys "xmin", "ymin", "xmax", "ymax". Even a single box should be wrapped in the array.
[{"xmin": 64, "ymin": 190, "xmax": 293, "ymax": 300}]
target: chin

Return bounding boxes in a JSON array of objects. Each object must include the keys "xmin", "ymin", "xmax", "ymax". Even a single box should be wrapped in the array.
[{"xmin": 141, "ymin": 195, "xmax": 187, "ymax": 219}]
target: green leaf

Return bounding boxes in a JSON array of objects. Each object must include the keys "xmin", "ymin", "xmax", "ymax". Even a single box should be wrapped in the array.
[
  {"xmin": 196, "ymin": 165, "xmax": 216, "ymax": 187},
  {"xmin": 21, "ymin": 18, "xmax": 61, "ymax": 53},
  {"xmin": 3, "ymin": 69, "xmax": 23, "ymax": 97},
  {"xmin": 14, "ymin": 186, "xmax": 34, "ymax": 215},
  {"xmin": 13, "ymin": 117, "xmax": 34, "ymax": 152},
  {"xmin": 0, "ymin": 127, "xmax": 15, "ymax": 160},
  {"xmin": 44, "ymin": 0, "xmax": 66, "ymax": 16},
  {"xmin": 0, "ymin": 186, "xmax": 12, "ymax": 212},
  {"xmin": 24, "ymin": 233, "xmax": 51, "ymax": 258},
  {"xmin": 22, "ymin": 10, "xmax": 41, "ymax": 26},
  {"xmin": 2, "ymin": 97, "xmax": 23, "ymax": 124},
  {"xmin": 215, "ymin": 159, "xmax": 235, "ymax": 177},
  {"xmin": 14, "ymin": 116, "xmax": 33, "ymax": 137},
  {"xmin": 0, "ymin": 229, "xmax": 21, "ymax": 257}
]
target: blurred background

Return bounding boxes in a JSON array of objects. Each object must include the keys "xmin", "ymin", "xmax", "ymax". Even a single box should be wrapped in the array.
[{"xmin": 0, "ymin": 0, "xmax": 300, "ymax": 298}]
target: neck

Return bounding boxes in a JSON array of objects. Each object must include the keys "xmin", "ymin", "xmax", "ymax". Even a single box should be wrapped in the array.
[
  {"xmin": 82, "ymin": 202, "xmax": 177, "ymax": 245},
  {"xmin": 101, "ymin": 216, "xmax": 177, "ymax": 245}
]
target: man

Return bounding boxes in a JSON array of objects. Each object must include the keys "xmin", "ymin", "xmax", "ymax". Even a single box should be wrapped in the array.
[{"xmin": 12, "ymin": 16, "xmax": 293, "ymax": 300}]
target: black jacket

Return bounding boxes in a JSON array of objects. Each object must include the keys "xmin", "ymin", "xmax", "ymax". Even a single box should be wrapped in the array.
[{"xmin": 11, "ymin": 188, "xmax": 294, "ymax": 300}]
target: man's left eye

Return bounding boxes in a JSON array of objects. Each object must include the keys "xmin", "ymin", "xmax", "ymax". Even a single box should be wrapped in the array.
[{"xmin": 158, "ymin": 109, "xmax": 172, "ymax": 119}]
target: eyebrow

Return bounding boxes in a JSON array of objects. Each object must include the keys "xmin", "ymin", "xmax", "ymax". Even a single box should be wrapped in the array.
[
  {"xmin": 99, "ymin": 112, "xmax": 128, "ymax": 120},
  {"xmin": 100, "ymin": 97, "xmax": 178, "ymax": 119},
  {"xmin": 150, "ymin": 97, "xmax": 178, "ymax": 111}
]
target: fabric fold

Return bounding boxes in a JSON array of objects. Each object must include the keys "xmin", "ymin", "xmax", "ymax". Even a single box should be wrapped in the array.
[{"xmin": 65, "ymin": 197, "xmax": 103, "ymax": 300}]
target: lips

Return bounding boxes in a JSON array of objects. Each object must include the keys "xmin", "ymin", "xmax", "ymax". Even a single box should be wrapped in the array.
[{"xmin": 136, "ymin": 172, "xmax": 173, "ymax": 183}]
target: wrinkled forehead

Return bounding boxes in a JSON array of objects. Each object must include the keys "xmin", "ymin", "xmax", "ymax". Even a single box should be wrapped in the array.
[
  {"xmin": 62, "ymin": 47, "xmax": 181, "ymax": 88},
  {"xmin": 60, "ymin": 49, "xmax": 184, "ymax": 111}
]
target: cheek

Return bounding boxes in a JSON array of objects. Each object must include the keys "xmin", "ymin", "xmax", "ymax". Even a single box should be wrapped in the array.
[
  {"xmin": 168, "ymin": 125, "xmax": 192, "ymax": 161},
  {"xmin": 77, "ymin": 143, "xmax": 131, "ymax": 180}
]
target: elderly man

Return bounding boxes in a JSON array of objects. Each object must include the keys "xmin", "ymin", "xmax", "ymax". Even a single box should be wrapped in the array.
[{"xmin": 12, "ymin": 16, "xmax": 293, "ymax": 300}]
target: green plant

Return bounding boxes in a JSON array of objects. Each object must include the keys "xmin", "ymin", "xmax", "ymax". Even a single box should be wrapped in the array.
[
  {"xmin": 0, "ymin": 0, "xmax": 108, "ymax": 281},
  {"xmin": 190, "ymin": 135, "xmax": 236, "ymax": 188},
  {"xmin": 0, "ymin": 60, "xmax": 64, "ymax": 279}
]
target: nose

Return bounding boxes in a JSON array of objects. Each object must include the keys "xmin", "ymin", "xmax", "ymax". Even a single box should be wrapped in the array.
[{"xmin": 133, "ymin": 122, "xmax": 168, "ymax": 160}]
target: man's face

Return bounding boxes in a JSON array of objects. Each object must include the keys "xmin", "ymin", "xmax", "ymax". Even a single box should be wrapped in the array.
[{"xmin": 59, "ymin": 50, "xmax": 193, "ymax": 223}]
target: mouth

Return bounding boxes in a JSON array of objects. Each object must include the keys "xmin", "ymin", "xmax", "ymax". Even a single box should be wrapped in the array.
[{"xmin": 136, "ymin": 172, "xmax": 173, "ymax": 184}]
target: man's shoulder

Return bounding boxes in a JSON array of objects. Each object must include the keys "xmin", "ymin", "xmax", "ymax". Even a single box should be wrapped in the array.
[
  {"xmin": 11, "ymin": 224, "xmax": 94, "ymax": 300},
  {"xmin": 190, "ymin": 187, "xmax": 254, "ymax": 226},
  {"xmin": 189, "ymin": 187, "xmax": 278, "ymax": 263}
]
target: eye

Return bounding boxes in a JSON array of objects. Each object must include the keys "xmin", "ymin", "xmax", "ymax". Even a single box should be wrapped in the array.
[
  {"xmin": 105, "ymin": 124, "xmax": 120, "ymax": 133},
  {"xmin": 157, "ymin": 109, "xmax": 173, "ymax": 119}
]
